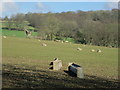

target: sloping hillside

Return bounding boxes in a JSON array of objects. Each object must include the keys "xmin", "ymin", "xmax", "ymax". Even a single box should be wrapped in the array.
[{"xmin": 2, "ymin": 36, "xmax": 118, "ymax": 88}]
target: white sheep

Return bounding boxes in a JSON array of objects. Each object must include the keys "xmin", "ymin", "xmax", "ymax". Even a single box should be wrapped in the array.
[
  {"xmin": 42, "ymin": 43, "xmax": 47, "ymax": 46},
  {"xmin": 55, "ymin": 40, "xmax": 60, "ymax": 42},
  {"xmin": 91, "ymin": 49, "xmax": 95, "ymax": 52},
  {"xmin": 109, "ymin": 45, "xmax": 112, "ymax": 48},
  {"xmin": 65, "ymin": 41, "xmax": 69, "ymax": 43},
  {"xmin": 77, "ymin": 47, "xmax": 82, "ymax": 51},
  {"xmin": 3, "ymin": 36, "xmax": 6, "ymax": 38},
  {"xmin": 97, "ymin": 49, "xmax": 101, "ymax": 53}
]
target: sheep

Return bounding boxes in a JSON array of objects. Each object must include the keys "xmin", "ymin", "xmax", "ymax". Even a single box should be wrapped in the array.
[
  {"xmin": 109, "ymin": 45, "xmax": 112, "ymax": 48},
  {"xmin": 97, "ymin": 49, "xmax": 101, "ymax": 53},
  {"xmin": 61, "ymin": 41, "xmax": 64, "ymax": 43},
  {"xmin": 65, "ymin": 41, "xmax": 69, "ymax": 43},
  {"xmin": 77, "ymin": 47, "xmax": 82, "ymax": 51},
  {"xmin": 91, "ymin": 49, "xmax": 95, "ymax": 52},
  {"xmin": 42, "ymin": 43, "xmax": 47, "ymax": 46},
  {"xmin": 3, "ymin": 36, "xmax": 6, "ymax": 38},
  {"xmin": 55, "ymin": 40, "xmax": 60, "ymax": 42}
]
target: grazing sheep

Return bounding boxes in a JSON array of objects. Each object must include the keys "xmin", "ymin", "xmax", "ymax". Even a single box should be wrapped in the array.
[
  {"xmin": 109, "ymin": 45, "xmax": 112, "ymax": 48},
  {"xmin": 65, "ymin": 41, "xmax": 69, "ymax": 43},
  {"xmin": 55, "ymin": 40, "xmax": 60, "ymax": 42},
  {"xmin": 3, "ymin": 36, "xmax": 6, "ymax": 38},
  {"xmin": 97, "ymin": 49, "xmax": 101, "ymax": 53},
  {"xmin": 77, "ymin": 47, "xmax": 82, "ymax": 51},
  {"xmin": 42, "ymin": 43, "xmax": 47, "ymax": 46},
  {"xmin": 91, "ymin": 49, "xmax": 95, "ymax": 52},
  {"xmin": 61, "ymin": 41, "xmax": 64, "ymax": 43}
]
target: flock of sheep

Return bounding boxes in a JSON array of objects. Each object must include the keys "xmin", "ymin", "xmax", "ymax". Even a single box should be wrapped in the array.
[
  {"xmin": 40, "ymin": 39, "xmax": 70, "ymax": 47},
  {"xmin": 54, "ymin": 40, "xmax": 70, "ymax": 43},
  {"xmin": 2, "ymin": 36, "xmax": 102, "ymax": 53},
  {"xmin": 77, "ymin": 47, "xmax": 101, "ymax": 53},
  {"xmin": 40, "ymin": 39, "xmax": 102, "ymax": 53}
]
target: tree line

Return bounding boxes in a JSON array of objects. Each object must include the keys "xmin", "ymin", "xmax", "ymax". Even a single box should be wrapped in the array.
[{"xmin": 3, "ymin": 9, "xmax": 119, "ymax": 48}]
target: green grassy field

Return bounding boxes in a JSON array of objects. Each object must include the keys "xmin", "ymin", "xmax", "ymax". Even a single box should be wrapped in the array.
[
  {"xmin": 2, "ymin": 29, "xmax": 38, "ymax": 38},
  {"xmin": 2, "ymin": 36, "xmax": 118, "ymax": 88}
]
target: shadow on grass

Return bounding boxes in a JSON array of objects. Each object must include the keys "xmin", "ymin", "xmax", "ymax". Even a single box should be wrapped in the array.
[{"xmin": 2, "ymin": 64, "xmax": 119, "ymax": 88}]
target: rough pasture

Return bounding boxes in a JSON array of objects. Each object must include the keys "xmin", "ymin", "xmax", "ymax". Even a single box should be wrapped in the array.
[{"xmin": 2, "ymin": 36, "xmax": 118, "ymax": 88}]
